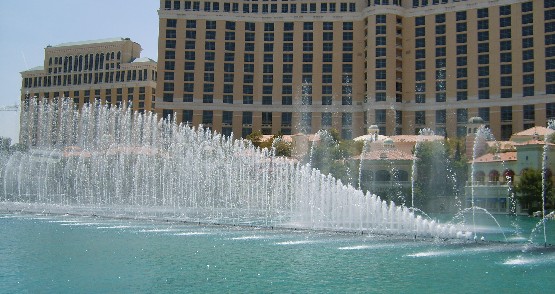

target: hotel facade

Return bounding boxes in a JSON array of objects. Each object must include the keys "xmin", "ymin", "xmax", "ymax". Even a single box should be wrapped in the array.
[
  {"xmin": 20, "ymin": 38, "xmax": 157, "ymax": 114},
  {"xmin": 155, "ymin": 0, "xmax": 555, "ymax": 140}
]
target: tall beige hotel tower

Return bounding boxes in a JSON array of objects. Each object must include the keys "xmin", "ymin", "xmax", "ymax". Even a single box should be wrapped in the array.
[{"xmin": 156, "ymin": 0, "xmax": 555, "ymax": 140}]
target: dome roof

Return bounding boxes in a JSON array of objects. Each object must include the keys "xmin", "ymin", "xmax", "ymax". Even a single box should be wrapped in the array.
[{"xmin": 468, "ymin": 117, "xmax": 484, "ymax": 124}]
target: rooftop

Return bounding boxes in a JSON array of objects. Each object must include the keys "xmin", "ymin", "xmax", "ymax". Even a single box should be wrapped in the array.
[
  {"xmin": 132, "ymin": 57, "xmax": 156, "ymax": 63},
  {"xmin": 471, "ymin": 152, "xmax": 517, "ymax": 163},
  {"xmin": 48, "ymin": 37, "xmax": 132, "ymax": 48},
  {"xmin": 511, "ymin": 126, "xmax": 555, "ymax": 138},
  {"xmin": 356, "ymin": 149, "xmax": 414, "ymax": 161},
  {"xmin": 22, "ymin": 66, "xmax": 44, "ymax": 72}
]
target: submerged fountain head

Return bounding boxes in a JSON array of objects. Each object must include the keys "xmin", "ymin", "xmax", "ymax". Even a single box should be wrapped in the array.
[{"xmin": 1, "ymin": 98, "xmax": 466, "ymax": 239}]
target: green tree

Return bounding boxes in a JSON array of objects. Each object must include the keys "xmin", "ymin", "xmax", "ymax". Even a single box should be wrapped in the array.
[
  {"xmin": 246, "ymin": 130, "xmax": 263, "ymax": 147},
  {"xmin": 515, "ymin": 169, "xmax": 554, "ymax": 215},
  {"xmin": 413, "ymin": 140, "xmax": 465, "ymax": 209}
]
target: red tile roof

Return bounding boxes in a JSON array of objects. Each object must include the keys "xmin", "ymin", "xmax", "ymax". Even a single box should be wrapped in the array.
[{"xmin": 470, "ymin": 152, "xmax": 517, "ymax": 163}]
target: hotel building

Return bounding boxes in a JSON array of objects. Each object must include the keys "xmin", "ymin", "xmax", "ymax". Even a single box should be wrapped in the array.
[
  {"xmin": 155, "ymin": 0, "xmax": 555, "ymax": 140},
  {"xmin": 20, "ymin": 38, "xmax": 157, "ymax": 113}
]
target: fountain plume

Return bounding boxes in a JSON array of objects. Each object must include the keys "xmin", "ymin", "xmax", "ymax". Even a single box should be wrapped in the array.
[{"xmin": 2, "ymin": 98, "xmax": 464, "ymax": 238}]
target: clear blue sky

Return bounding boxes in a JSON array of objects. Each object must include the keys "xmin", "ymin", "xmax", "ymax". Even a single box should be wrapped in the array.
[{"xmin": 0, "ymin": 0, "xmax": 160, "ymax": 107}]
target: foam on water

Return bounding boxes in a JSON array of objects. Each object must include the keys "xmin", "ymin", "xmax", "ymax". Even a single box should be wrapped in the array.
[
  {"xmin": 275, "ymin": 240, "xmax": 319, "ymax": 245},
  {"xmin": 230, "ymin": 235, "xmax": 267, "ymax": 240},
  {"xmin": 96, "ymin": 225, "xmax": 133, "ymax": 229},
  {"xmin": 173, "ymin": 232, "xmax": 210, "ymax": 236},
  {"xmin": 503, "ymin": 253, "xmax": 555, "ymax": 266}
]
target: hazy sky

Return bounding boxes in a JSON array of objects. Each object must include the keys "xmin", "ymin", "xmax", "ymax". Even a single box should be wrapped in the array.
[{"xmin": 0, "ymin": 0, "xmax": 160, "ymax": 142}]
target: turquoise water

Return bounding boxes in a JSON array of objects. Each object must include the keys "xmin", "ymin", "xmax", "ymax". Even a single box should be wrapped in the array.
[{"xmin": 1, "ymin": 213, "xmax": 554, "ymax": 293}]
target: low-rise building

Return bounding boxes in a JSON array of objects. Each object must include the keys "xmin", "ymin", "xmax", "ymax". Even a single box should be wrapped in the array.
[{"xmin": 466, "ymin": 126, "xmax": 555, "ymax": 214}]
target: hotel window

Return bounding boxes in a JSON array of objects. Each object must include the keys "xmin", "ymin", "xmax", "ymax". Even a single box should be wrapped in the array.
[
  {"xmin": 457, "ymin": 109, "xmax": 468, "ymax": 124},
  {"xmin": 478, "ymin": 90, "xmax": 489, "ymax": 100},
  {"xmin": 282, "ymin": 113, "xmax": 292, "ymax": 126},
  {"xmin": 501, "ymin": 64, "xmax": 512, "ymax": 74},
  {"xmin": 435, "ymin": 25, "xmax": 445, "ymax": 35},
  {"xmin": 415, "ymin": 27, "xmax": 425, "ymax": 37},
  {"xmin": 342, "ymin": 113, "xmax": 353, "ymax": 126},
  {"xmin": 202, "ymin": 111, "xmax": 213, "ymax": 124},
  {"xmin": 282, "ymin": 96, "xmax": 292, "ymax": 105},
  {"xmin": 500, "ymin": 17, "xmax": 511, "ymax": 27},
  {"xmin": 322, "ymin": 113, "xmax": 332, "ymax": 127},
  {"xmin": 523, "ymin": 49, "xmax": 535, "ymax": 60},
  {"xmin": 500, "ymin": 29, "xmax": 511, "ymax": 39},
  {"xmin": 501, "ymin": 76, "xmax": 512, "ymax": 87},
  {"xmin": 202, "ymin": 94, "xmax": 213, "ymax": 103},
  {"xmin": 436, "ymin": 110, "xmax": 446, "ymax": 124},
  {"xmin": 166, "ymin": 30, "xmax": 176, "ymax": 38},
  {"xmin": 478, "ymin": 8, "xmax": 489, "ymax": 18},
  {"xmin": 415, "ymin": 60, "xmax": 425, "ymax": 70},
  {"xmin": 185, "ymin": 30, "xmax": 196, "ymax": 39},
  {"xmin": 523, "ymin": 105, "xmax": 535, "ymax": 121},
  {"xmin": 501, "ymin": 106, "xmax": 512, "ymax": 123},
  {"xmin": 415, "ymin": 16, "xmax": 425, "ymax": 26},
  {"xmin": 478, "ymin": 32, "xmax": 489, "ymax": 42},
  {"xmin": 478, "ymin": 20, "xmax": 489, "ymax": 30},
  {"xmin": 547, "ymin": 103, "xmax": 555, "ymax": 119},
  {"xmin": 166, "ymin": 19, "xmax": 177, "ymax": 28},
  {"xmin": 243, "ymin": 96, "xmax": 253, "ymax": 104},
  {"xmin": 415, "ymin": 111, "xmax": 425, "ymax": 125},
  {"xmin": 182, "ymin": 110, "xmax": 193, "ymax": 123}
]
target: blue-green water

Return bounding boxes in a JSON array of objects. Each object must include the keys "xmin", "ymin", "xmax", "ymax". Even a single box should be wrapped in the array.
[{"xmin": 1, "ymin": 213, "xmax": 554, "ymax": 293}]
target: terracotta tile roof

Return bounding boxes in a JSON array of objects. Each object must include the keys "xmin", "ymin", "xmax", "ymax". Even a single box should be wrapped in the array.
[
  {"xmin": 390, "ymin": 135, "xmax": 444, "ymax": 143},
  {"xmin": 486, "ymin": 141, "xmax": 516, "ymax": 151},
  {"xmin": 470, "ymin": 152, "xmax": 517, "ymax": 163},
  {"xmin": 513, "ymin": 140, "xmax": 555, "ymax": 146},
  {"xmin": 356, "ymin": 149, "xmax": 414, "ymax": 161},
  {"xmin": 513, "ymin": 126, "xmax": 554, "ymax": 136}
]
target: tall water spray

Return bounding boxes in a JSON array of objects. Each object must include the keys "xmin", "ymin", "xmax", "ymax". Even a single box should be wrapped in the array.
[
  {"xmin": 1, "ymin": 98, "xmax": 465, "ymax": 238},
  {"xmin": 541, "ymin": 120, "xmax": 555, "ymax": 246},
  {"xmin": 471, "ymin": 126, "xmax": 494, "ymax": 238}
]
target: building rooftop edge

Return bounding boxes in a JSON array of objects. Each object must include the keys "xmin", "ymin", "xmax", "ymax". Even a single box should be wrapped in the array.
[{"xmin": 48, "ymin": 37, "xmax": 133, "ymax": 48}]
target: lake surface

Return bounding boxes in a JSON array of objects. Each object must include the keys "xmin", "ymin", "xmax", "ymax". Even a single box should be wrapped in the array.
[{"xmin": 1, "ymin": 213, "xmax": 554, "ymax": 293}]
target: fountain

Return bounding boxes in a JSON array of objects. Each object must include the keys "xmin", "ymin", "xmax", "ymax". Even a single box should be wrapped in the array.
[{"xmin": 1, "ymin": 98, "xmax": 463, "ymax": 239}]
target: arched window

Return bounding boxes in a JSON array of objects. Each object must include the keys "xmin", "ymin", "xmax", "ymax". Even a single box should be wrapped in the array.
[
  {"xmin": 489, "ymin": 170, "xmax": 500, "ymax": 183},
  {"xmin": 394, "ymin": 170, "xmax": 409, "ymax": 181},
  {"xmin": 117, "ymin": 51, "xmax": 121, "ymax": 60},
  {"xmin": 361, "ymin": 170, "xmax": 374, "ymax": 182},
  {"xmin": 376, "ymin": 170, "xmax": 391, "ymax": 182},
  {"xmin": 473, "ymin": 171, "xmax": 485, "ymax": 183},
  {"xmin": 503, "ymin": 169, "xmax": 515, "ymax": 182},
  {"xmin": 48, "ymin": 57, "xmax": 52, "ymax": 65}
]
